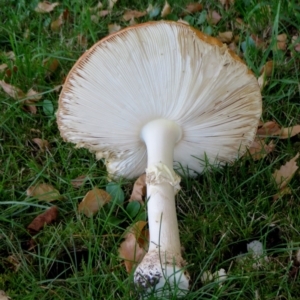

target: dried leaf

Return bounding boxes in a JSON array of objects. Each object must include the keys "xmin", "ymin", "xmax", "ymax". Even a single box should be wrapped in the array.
[
  {"xmin": 182, "ymin": 3, "xmax": 203, "ymax": 15},
  {"xmin": 273, "ymin": 153, "xmax": 299, "ymax": 190},
  {"xmin": 2, "ymin": 51, "xmax": 15, "ymax": 60},
  {"xmin": 78, "ymin": 187, "xmax": 111, "ymax": 217},
  {"xmin": 6, "ymin": 255, "xmax": 21, "ymax": 272},
  {"xmin": 98, "ymin": 10, "xmax": 110, "ymax": 17},
  {"xmin": 277, "ymin": 125, "xmax": 300, "ymax": 139},
  {"xmin": 119, "ymin": 221, "xmax": 148, "ymax": 273},
  {"xmin": 77, "ymin": 34, "xmax": 88, "ymax": 48},
  {"xmin": 32, "ymin": 138, "xmax": 50, "ymax": 152},
  {"xmin": 161, "ymin": 1, "xmax": 172, "ymax": 18},
  {"xmin": 108, "ymin": 0, "xmax": 117, "ymax": 10},
  {"xmin": 218, "ymin": 31, "xmax": 233, "ymax": 43},
  {"xmin": 71, "ymin": 175, "xmax": 88, "ymax": 188},
  {"xmin": 123, "ymin": 10, "xmax": 147, "ymax": 21},
  {"xmin": 260, "ymin": 61, "xmax": 273, "ymax": 77},
  {"xmin": 26, "ymin": 88, "xmax": 42, "ymax": 102},
  {"xmin": 0, "ymin": 80, "xmax": 25, "ymax": 99},
  {"xmin": 35, "ymin": 1, "xmax": 60, "ymax": 13},
  {"xmin": 257, "ymin": 121, "xmax": 281, "ymax": 136},
  {"xmin": 108, "ymin": 23, "xmax": 121, "ymax": 34},
  {"xmin": 24, "ymin": 100, "xmax": 37, "ymax": 114},
  {"xmin": 0, "ymin": 64, "xmax": 8, "ymax": 72},
  {"xmin": 207, "ymin": 10, "xmax": 222, "ymax": 25},
  {"xmin": 89, "ymin": 1, "xmax": 103, "ymax": 12},
  {"xmin": 27, "ymin": 206, "xmax": 58, "ymax": 234},
  {"xmin": 0, "ymin": 290, "xmax": 11, "ymax": 300},
  {"xmin": 248, "ymin": 138, "xmax": 275, "ymax": 160},
  {"xmin": 276, "ymin": 34, "xmax": 287, "ymax": 50},
  {"xmin": 43, "ymin": 58, "xmax": 59, "ymax": 76},
  {"xmin": 129, "ymin": 174, "xmax": 146, "ymax": 203},
  {"xmin": 26, "ymin": 183, "xmax": 61, "ymax": 202},
  {"xmin": 273, "ymin": 186, "xmax": 291, "ymax": 201},
  {"xmin": 129, "ymin": 17, "xmax": 138, "ymax": 26},
  {"xmin": 51, "ymin": 14, "xmax": 64, "ymax": 31}
]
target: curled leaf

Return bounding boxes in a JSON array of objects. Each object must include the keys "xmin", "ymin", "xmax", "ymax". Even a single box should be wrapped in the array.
[
  {"xmin": 78, "ymin": 187, "xmax": 111, "ymax": 217},
  {"xmin": 27, "ymin": 206, "xmax": 58, "ymax": 235}
]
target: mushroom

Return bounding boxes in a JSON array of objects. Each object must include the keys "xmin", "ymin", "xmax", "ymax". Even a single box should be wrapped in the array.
[{"xmin": 57, "ymin": 21, "xmax": 262, "ymax": 297}]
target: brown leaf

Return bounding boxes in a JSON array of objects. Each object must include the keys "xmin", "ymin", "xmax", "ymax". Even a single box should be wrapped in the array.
[
  {"xmin": 260, "ymin": 61, "xmax": 273, "ymax": 77},
  {"xmin": 207, "ymin": 10, "xmax": 222, "ymax": 25},
  {"xmin": 0, "ymin": 290, "xmax": 11, "ymax": 300},
  {"xmin": 0, "ymin": 80, "xmax": 25, "ymax": 99},
  {"xmin": 248, "ymin": 138, "xmax": 275, "ymax": 161},
  {"xmin": 123, "ymin": 10, "xmax": 147, "ymax": 21},
  {"xmin": 277, "ymin": 125, "xmax": 300, "ymax": 139},
  {"xmin": 119, "ymin": 221, "xmax": 148, "ymax": 273},
  {"xmin": 98, "ymin": 10, "xmax": 110, "ymax": 17},
  {"xmin": 26, "ymin": 88, "xmax": 42, "ymax": 102},
  {"xmin": 26, "ymin": 183, "xmax": 61, "ymax": 202},
  {"xmin": 272, "ymin": 153, "xmax": 299, "ymax": 190},
  {"xmin": 256, "ymin": 121, "xmax": 281, "ymax": 136},
  {"xmin": 6, "ymin": 255, "xmax": 21, "ymax": 272},
  {"xmin": 51, "ymin": 14, "xmax": 64, "ymax": 31},
  {"xmin": 24, "ymin": 100, "xmax": 37, "ymax": 114},
  {"xmin": 0, "ymin": 64, "xmax": 8, "ymax": 72},
  {"xmin": 161, "ymin": 1, "xmax": 172, "ymax": 18},
  {"xmin": 276, "ymin": 34, "xmax": 287, "ymax": 50},
  {"xmin": 218, "ymin": 31, "xmax": 233, "ymax": 43},
  {"xmin": 35, "ymin": 1, "xmax": 60, "ymax": 13},
  {"xmin": 108, "ymin": 23, "xmax": 121, "ymax": 34},
  {"xmin": 32, "ymin": 138, "xmax": 50, "ymax": 152},
  {"xmin": 27, "ymin": 206, "xmax": 58, "ymax": 235},
  {"xmin": 182, "ymin": 3, "xmax": 203, "ymax": 15},
  {"xmin": 273, "ymin": 186, "xmax": 291, "ymax": 201},
  {"xmin": 4, "ymin": 65, "xmax": 18, "ymax": 79},
  {"xmin": 77, "ymin": 34, "xmax": 88, "ymax": 48},
  {"xmin": 78, "ymin": 188, "xmax": 111, "ymax": 217},
  {"xmin": 71, "ymin": 175, "xmax": 88, "ymax": 188},
  {"xmin": 43, "ymin": 58, "xmax": 59, "ymax": 76},
  {"xmin": 129, "ymin": 174, "xmax": 146, "ymax": 204}
]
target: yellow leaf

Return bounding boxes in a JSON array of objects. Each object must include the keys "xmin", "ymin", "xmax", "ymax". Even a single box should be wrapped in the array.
[
  {"xmin": 35, "ymin": 1, "xmax": 60, "ymax": 13},
  {"xmin": 26, "ymin": 183, "xmax": 61, "ymax": 202},
  {"xmin": 78, "ymin": 188, "xmax": 111, "ymax": 217},
  {"xmin": 272, "ymin": 153, "xmax": 299, "ymax": 190},
  {"xmin": 161, "ymin": 1, "xmax": 172, "ymax": 18}
]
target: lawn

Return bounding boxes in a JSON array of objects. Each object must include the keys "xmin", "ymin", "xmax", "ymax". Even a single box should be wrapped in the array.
[{"xmin": 1, "ymin": 0, "xmax": 300, "ymax": 299}]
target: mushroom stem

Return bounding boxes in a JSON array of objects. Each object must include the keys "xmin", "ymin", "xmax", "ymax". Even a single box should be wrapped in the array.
[
  {"xmin": 134, "ymin": 119, "xmax": 189, "ymax": 296},
  {"xmin": 141, "ymin": 119, "xmax": 182, "ymax": 254}
]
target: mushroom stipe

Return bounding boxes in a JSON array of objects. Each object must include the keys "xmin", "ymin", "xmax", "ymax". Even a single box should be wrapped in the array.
[{"xmin": 57, "ymin": 21, "xmax": 262, "ymax": 298}]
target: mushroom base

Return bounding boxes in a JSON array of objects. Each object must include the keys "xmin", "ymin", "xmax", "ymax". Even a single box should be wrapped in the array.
[{"xmin": 134, "ymin": 250, "xmax": 189, "ymax": 298}]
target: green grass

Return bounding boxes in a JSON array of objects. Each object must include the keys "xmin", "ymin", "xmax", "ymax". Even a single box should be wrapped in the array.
[{"xmin": 1, "ymin": 0, "xmax": 300, "ymax": 299}]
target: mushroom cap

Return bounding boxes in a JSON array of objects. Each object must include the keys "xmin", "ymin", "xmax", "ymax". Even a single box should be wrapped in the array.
[{"xmin": 57, "ymin": 21, "xmax": 262, "ymax": 179}]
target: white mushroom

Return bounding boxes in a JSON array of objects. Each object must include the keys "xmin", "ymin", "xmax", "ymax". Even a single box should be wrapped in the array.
[{"xmin": 57, "ymin": 21, "xmax": 262, "ymax": 297}]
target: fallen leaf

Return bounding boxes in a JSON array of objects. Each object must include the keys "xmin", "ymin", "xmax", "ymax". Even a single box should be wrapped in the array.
[
  {"xmin": 129, "ymin": 174, "xmax": 146, "ymax": 203},
  {"xmin": 4, "ymin": 65, "xmax": 18, "ymax": 79},
  {"xmin": 277, "ymin": 33, "xmax": 287, "ymax": 50},
  {"xmin": 247, "ymin": 138, "xmax": 275, "ymax": 160},
  {"xmin": 77, "ymin": 34, "xmax": 88, "ymax": 48},
  {"xmin": 257, "ymin": 121, "xmax": 281, "ymax": 136},
  {"xmin": 26, "ymin": 88, "xmax": 42, "ymax": 102},
  {"xmin": 0, "ymin": 64, "xmax": 8, "ymax": 72},
  {"xmin": 0, "ymin": 290, "xmax": 11, "ymax": 300},
  {"xmin": 6, "ymin": 255, "xmax": 21, "ymax": 272},
  {"xmin": 78, "ymin": 187, "xmax": 111, "ymax": 217},
  {"xmin": 251, "ymin": 34, "xmax": 265, "ymax": 48},
  {"xmin": 2, "ymin": 51, "xmax": 15, "ymax": 60},
  {"xmin": 129, "ymin": 17, "xmax": 138, "ymax": 26},
  {"xmin": 273, "ymin": 186, "xmax": 291, "ymax": 201},
  {"xmin": 119, "ymin": 221, "xmax": 148, "ymax": 273},
  {"xmin": 108, "ymin": 23, "xmax": 121, "ymax": 34},
  {"xmin": 182, "ymin": 3, "xmax": 203, "ymax": 15},
  {"xmin": 277, "ymin": 125, "xmax": 300, "ymax": 139},
  {"xmin": 177, "ymin": 18, "xmax": 189, "ymax": 25},
  {"xmin": 51, "ymin": 14, "xmax": 64, "ymax": 31},
  {"xmin": 98, "ymin": 10, "xmax": 110, "ymax": 17},
  {"xmin": 26, "ymin": 183, "xmax": 61, "ymax": 202},
  {"xmin": 207, "ymin": 10, "xmax": 222, "ymax": 25},
  {"xmin": 71, "ymin": 175, "xmax": 88, "ymax": 188},
  {"xmin": 89, "ymin": 1, "xmax": 103, "ymax": 12},
  {"xmin": 0, "ymin": 80, "xmax": 25, "ymax": 99},
  {"xmin": 218, "ymin": 31, "xmax": 233, "ymax": 43},
  {"xmin": 43, "ymin": 58, "xmax": 59, "ymax": 76},
  {"xmin": 32, "ymin": 138, "xmax": 50, "ymax": 152},
  {"xmin": 27, "ymin": 206, "xmax": 58, "ymax": 235},
  {"xmin": 24, "ymin": 100, "xmax": 37, "ymax": 114},
  {"xmin": 35, "ymin": 1, "xmax": 60, "ymax": 13},
  {"xmin": 272, "ymin": 153, "xmax": 299, "ymax": 190},
  {"xmin": 161, "ymin": 1, "xmax": 172, "ymax": 18},
  {"xmin": 260, "ymin": 61, "xmax": 273, "ymax": 77},
  {"xmin": 108, "ymin": 0, "xmax": 117, "ymax": 10},
  {"xmin": 123, "ymin": 10, "xmax": 146, "ymax": 21}
]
